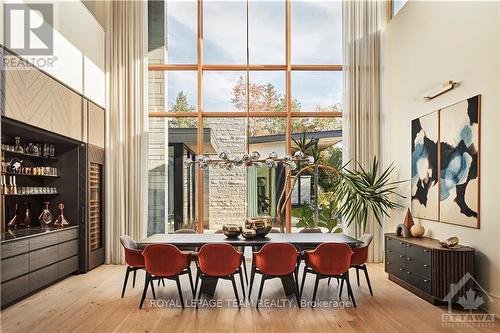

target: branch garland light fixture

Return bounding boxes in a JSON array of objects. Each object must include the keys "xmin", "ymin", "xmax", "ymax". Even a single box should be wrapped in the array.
[{"xmin": 184, "ymin": 150, "xmax": 314, "ymax": 170}]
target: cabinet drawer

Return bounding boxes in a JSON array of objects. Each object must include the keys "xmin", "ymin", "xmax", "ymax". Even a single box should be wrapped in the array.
[
  {"xmin": 59, "ymin": 255, "xmax": 78, "ymax": 278},
  {"xmin": 406, "ymin": 257, "xmax": 432, "ymax": 279},
  {"xmin": 1, "ymin": 254, "xmax": 29, "ymax": 282},
  {"xmin": 30, "ymin": 233, "xmax": 59, "ymax": 251},
  {"xmin": 1, "ymin": 240, "xmax": 29, "ymax": 258},
  {"xmin": 59, "ymin": 228, "xmax": 78, "ymax": 242},
  {"xmin": 385, "ymin": 261, "xmax": 406, "ymax": 280},
  {"xmin": 1, "ymin": 275, "xmax": 29, "ymax": 307},
  {"xmin": 386, "ymin": 237, "xmax": 406, "ymax": 254},
  {"xmin": 29, "ymin": 263, "xmax": 59, "ymax": 292},
  {"xmin": 29, "ymin": 245, "xmax": 59, "ymax": 271},
  {"xmin": 405, "ymin": 271, "xmax": 432, "ymax": 295},
  {"xmin": 386, "ymin": 249, "xmax": 406, "ymax": 267},
  {"xmin": 405, "ymin": 243, "xmax": 431, "ymax": 264},
  {"xmin": 59, "ymin": 240, "xmax": 78, "ymax": 260}
]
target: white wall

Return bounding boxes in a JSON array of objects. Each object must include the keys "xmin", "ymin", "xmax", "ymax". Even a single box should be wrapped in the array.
[
  {"xmin": 1, "ymin": 0, "xmax": 105, "ymax": 107},
  {"xmin": 382, "ymin": 1, "xmax": 500, "ymax": 316}
]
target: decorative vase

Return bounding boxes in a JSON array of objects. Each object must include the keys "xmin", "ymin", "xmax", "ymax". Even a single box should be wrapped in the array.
[
  {"xmin": 410, "ymin": 223, "xmax": 425, "ymax": 237},
  {"xmin": 403, "ymin": 208, "xmax": 414, "ymax": 231},
  {"xmin": 241, "ymin": 229, "xmax": 256, "ymax": 239},
  {"xmin": 439, "ymin": 236, "xmax": 459, "ymax": 248},
  {"xmin": 222, "ymin": 224, "xmax": 242, "ymax": 238},
  {"xmin": 39, "ymin": 202, "xmax": 53, "ymax": 228},
  {"xmin": 7, "ymin": 203, "xmax": 23, "ymax": 229},
  {"xmin": 245, "ymin": 216, "xmax": 273, "ymax": 237},
  {"xmin": 24, "ymin": 202, "xmax": 32, "ymax": 228},
  {"xmin": 54, "ymin": 203, "xmax": 70, "ymax": 227}
]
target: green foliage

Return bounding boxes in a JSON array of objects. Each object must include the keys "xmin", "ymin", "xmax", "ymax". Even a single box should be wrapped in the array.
[
  {"xmin": 169, "ymin": 91, "xmax": 197, "ymax": 128},
  {"xmin": 292, "ymin": 204, "xmax": 315, "ymax": 229},
  {"xmin": 318, "ymin": 147, "xmax": 343, "ymax": 192},
  {"xmin": 318, "ymin": 202, "xmax": 342, "ymax": 233}
]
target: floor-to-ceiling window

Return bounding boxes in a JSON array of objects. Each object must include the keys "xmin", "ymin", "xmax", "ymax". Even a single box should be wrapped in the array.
[{"xmin": 147, "ymin": 0, "xmax": 343, "ymax": 234}]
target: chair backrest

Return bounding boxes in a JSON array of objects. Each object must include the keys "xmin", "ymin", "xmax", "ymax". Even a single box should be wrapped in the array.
[
  {"xmin": 305, "ymin": 243, "xmax": 353, "ymax": 275},
  {"xmin": 120, "ymin": 235, "xmax": 144, "ymax": 267},
  {"xmin": 254, "ymin": 243, "xmax": 298, "ymax": 276},
  {"xmin": 351, "ymin": 233, "xmax": 373, "ymax": 266},
  {"xmin": 197, "ymin": 243, "xmax": 242, "ymax": 277},
  {"xmin": 142, "ymin": 244, "xmax": 190, "ymax": 277},
  {"xmin": 298, "ymin": 228, "xmax": 322, "ymax": 233},
  {"xmin": 174, "ymin": 229, "xmax": 197, "ymax": 234}
]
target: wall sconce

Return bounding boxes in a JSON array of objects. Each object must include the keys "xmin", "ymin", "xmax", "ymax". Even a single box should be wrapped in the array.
[{"xmin": 422, "ymin": 80, "xmax": 459, "ymax": 100}]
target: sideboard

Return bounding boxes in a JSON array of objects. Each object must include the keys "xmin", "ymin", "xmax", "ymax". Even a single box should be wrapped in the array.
[{"xmin": 385, "ymin": 233, "xmax": 475, "ymax": 305}]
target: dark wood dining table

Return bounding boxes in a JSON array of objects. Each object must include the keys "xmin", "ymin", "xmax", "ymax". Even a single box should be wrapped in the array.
[{"xmin": 138, "ymin": 232, "xmax": 361, "ymax": 297}]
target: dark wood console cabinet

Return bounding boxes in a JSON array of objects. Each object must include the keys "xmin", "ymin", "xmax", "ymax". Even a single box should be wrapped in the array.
[{"xmin": 385, "ymin": 233, "xmax": 475, "ymax": 305}]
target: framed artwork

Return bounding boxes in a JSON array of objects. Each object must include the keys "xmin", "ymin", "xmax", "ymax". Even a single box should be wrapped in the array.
[
  {"xmin": 411, "ymin": 112, "xmax": 439, "ymax": 221},
  {"xmin": 439, "ymin": 95, "xmax": 480, "ymax": 228},
  {"xmin": 411, "ymin": 95, "xmax": 480, "ymax": 229}
]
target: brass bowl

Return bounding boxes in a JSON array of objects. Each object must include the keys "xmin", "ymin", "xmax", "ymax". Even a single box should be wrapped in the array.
[
  {"xmin": 222, "ymin": 224, "xmax": 242, "ymax": 238},
  {"xmin": 241, "ymin": 229, "xmax": 257, "ymax": 239},
  {"xmin": 245, "ymin": 216, "xmax": 273, "ymax": 237},
  {"xmin": 439, "ymin": 236, "xmax": 459, "ymax": 248}
]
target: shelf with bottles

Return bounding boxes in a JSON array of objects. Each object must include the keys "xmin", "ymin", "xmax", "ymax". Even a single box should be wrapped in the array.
[
  {"xmin": 7, "ymin": 201, "xmax": 69, "ymax": 230},
  {"xmin": 1, "ymin": 136, "xmax": 57, "ymax": 161},
  {"xmin": 1, "ymin": 172, "xmax": 60, "ymax": 179}
]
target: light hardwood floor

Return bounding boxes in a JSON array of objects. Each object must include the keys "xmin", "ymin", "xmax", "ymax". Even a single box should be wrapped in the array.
[{"xmin": 1, "ymin": 263, "xmax": 497, "ymax": 333}]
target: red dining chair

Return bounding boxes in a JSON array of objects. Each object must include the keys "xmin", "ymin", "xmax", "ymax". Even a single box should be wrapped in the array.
[
  {"xmin": 300, "ymin": 243, "xmax": 356, "ymax": 307},
  {"xmin": 214, "ymin": 229, "xmax": 248, "ymax": 285},
  {"xmin": 139, "ymin": 244, "xmax": 194, "ymax": 309},
  {"xmin": 120, "ymin": 235, "xmax": 148, "ymax": 298},
  {"xmin": 195, "ymin": 243, "xmax": 245, "ymax": 309},
  {"xmin": 338, "ymin": 234, "xmax": 373, "ymax": 296},
  {"xmin": 249, "ymin": 243, "xmax": 301, "ymax": 308}
]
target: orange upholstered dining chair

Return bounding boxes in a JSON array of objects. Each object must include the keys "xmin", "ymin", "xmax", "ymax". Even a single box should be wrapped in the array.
[
  {"xmin": 120, "ymin": 235, "xmax": 147, "ymax": 298},
  {"xmin": 249, "ymin": 243, "xmax": 301, "ymax": 308},
  {"xmin": 300, "ymin": 243, "xmax": 356, "ymax": 307},
  {"xmin": 139, "ymin": 244, "xmax": 194, "ymax": 309},
  {"xmin": 195, "ymin": 243, "xmax": 245, "ymax": 308},
  {"xmin": 338, "ymin": 234, "xmax": 374, "ymax": 297}
]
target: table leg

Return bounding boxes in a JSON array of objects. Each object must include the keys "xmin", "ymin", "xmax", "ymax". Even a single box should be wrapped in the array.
[
  {"xmin": 200, "ymin": 276, "xmax": 219, "ymax": 296},
  {"xmin": 280, "ymin": 275, "xmax": 295, "ymax": 296}
]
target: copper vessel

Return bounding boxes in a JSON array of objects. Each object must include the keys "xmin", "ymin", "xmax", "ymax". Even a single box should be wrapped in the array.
[{"xmin": 245, "ymin": 216, "xmax": 273, "ymax": 237}]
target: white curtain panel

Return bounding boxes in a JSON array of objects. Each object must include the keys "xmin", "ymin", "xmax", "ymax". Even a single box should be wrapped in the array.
[
  {"xmin": 342, "ymin": 0, "xmax": 386, "ymax": 262},
  {"xmin": 105, "ymin": 0, "xmax": 149, "ymax": 264}
]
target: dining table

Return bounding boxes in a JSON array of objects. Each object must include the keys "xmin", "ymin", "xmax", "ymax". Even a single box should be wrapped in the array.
[{"xmin": 138, "ymin": 232, "xmax": 361, "ymax": 297}]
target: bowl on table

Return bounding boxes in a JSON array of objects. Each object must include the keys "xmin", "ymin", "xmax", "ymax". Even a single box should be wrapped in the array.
[{"xmin": 222, "ymin": 224, "xmax": 242, "ymax": 238}]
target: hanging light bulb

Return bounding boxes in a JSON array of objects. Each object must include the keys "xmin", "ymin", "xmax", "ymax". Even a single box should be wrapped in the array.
[
  {"xmin": 268, "ymin": 151, "xmax": 278, "ymax": 159},
  {"xmin": 219, "ymin": 151, "xmax": 229, "ymax": 160},
  {"xmin": 283, "ymin": 154, "xmax": 292, "ymax": 163},
  {"xmin": 265, "ymin": 159, "xmax": 277, "ymax": 168},
  {"xmin": 250, "ymin": 151, "xmax": 260, "ymax": 160},
  {"xmin": 233, "ymin": 156, "xmax": 243, "ymax": 166},
  {"xmin": 242, "ymin": 154, "xmax": 250, "ymax": 162},
  {"xmin": 293, "ymin": 150, "xmax": 304, "ymax": 159},
  {"xmin": 307, "ymin": 156, "xmax": 315, "ymax": 165},
  {"xmin": 218, "ymin": 161, "xmax": 226, "ymax": 168},
  {"xmin": 289, "ymin": 161, "xmax": 297, "ymax": 170},
  {"xmin": 200, "ymin": 162, "xmax": 208, "ymax": 170},
  {"xmin": 201, "ymin": 156, "xmax": 211, "ymax": 165},
  {"xmin": 184, "ymin": 157, "xmax": 193, "ymax": 167}
]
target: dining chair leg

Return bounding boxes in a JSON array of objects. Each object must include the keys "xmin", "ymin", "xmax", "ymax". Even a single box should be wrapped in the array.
[
  {"xmin": 291, "ymin": 273, "xmax": 301, "ymax": 308},
  {"xmin": 345, "ymin": 272, "xmax": 356, "ymax": 307},
  {"xmin": 158, "ymin": 279, "xmax": 161, "ymax": 287},
  {"xmin": 248, "ymin": 264, "xmax": 256, "ymax": 299},
  {"xmin": 139, "ymin": 273, "xmax": 150, "ymax": 309},
  {"xmin": 256, "ymin": 276, "xmax": 266, "ymax": 309},
  {"xmin": 162, "ymin": 279, "xmax": 165, "ymax": 286},
  {"xmin": 241, "ymin": 258, "xmax": 249, "ymax": 285},
  {"xmin": 339, "ymin": 277, "xmax": 344, "ymax": 298},
  {"xmin": 194, "ymin": 267, "xmax": 201, "ymax": 296},
  {"xmin": 230, "ymin": 275, "xmax": 241, "ymax": 309},
  {"xmin": 356, "ymin": 267, "xmax": 360, "ymax": 286},
  {"xmin": 293, "ymin": 270, "xmax": 300, "ymax": 300},
  {"xmin": 327, "ymin": 277, "xmax": 331, "ymax": 285},
  {"xmin": 237, "ymin": 267, "xmax": 246, "ymax": 300},
  {"xmin": 150, "ymin": 278, "xmax": 156, "ymax": 300},
  {"xmin": 132, "ymin": 269, "xmax": 137, "ymax": 288},
  {"xmin": 187, "ymin": 268, "xmax": 195, "ymax": 297},
  {"xmin": 362, "ymin": 265, "xmax": 373, "ymax": 296},
  {"xmin": 121, "ymin": 266, "xmax": 131, "ymax": 298},
  {"xmin": 175, "ymin": 276, "xmax": 185, "ymax": 309},
  {"xmin": 311, "ymin": 274, "xmax": 320, "ymax": 308},
  {"xmin": 299, "ymin": 267, "xmax": 307, "ymax": 298},
  {"xmin": 195, "ymin": 276, "xmax": 203, "ymax": 309}
]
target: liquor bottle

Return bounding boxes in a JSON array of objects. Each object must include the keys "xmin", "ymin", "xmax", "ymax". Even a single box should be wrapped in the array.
[
  {"xmin": 24, "ymin": 202, "xmax": 32, "ymax": 228},
  {"xmin": 39, "ymin": 202, "xmax": 53, "ymax": 229},
  {"xmin": 7, "ymin": 204, "xmax": 23, "ymax": 229},
  {"xmin": 54, "ymin": 203, "xmax": 70, "ymax": 227}
]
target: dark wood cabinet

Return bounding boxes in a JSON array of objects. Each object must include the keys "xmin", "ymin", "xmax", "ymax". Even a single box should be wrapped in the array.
[
  {"xmin": 0, "ymin": 226, "xmax": 79, "ymax": 308},
  {"xmin": 385, "ymin": 233, "xmax": 475, "ymax": 304}
]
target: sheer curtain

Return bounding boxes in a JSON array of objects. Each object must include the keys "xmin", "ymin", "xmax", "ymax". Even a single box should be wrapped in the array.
[
  {"xmin": 104, "ymin": 0, "xmax": 149, "ymax": 264},
  {"xmin": 342, "ymin": 0, "xmax": 387, "ymax": 262}
]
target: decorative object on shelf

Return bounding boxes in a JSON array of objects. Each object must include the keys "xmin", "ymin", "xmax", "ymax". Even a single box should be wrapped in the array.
[
  {"xmin": 403, "ymin": 208, "xmax": 415, "ymax": 231},
  {"xmin": 411, "ymin": 95, "xmax": 480, "ymax": 229},
  {"xmin": 39, "ymin": 202, "xmax": 53, "ymax": 228},
  {"xmin": 25, "ymin": 142, "xmax": 39, "ymax": 156},
  {"xmin": 7, "ymin": 157, "xmax": 23, "ymax": 173},
  {"xmin": 245, "ymin": 216, "xmax": 273, "ymax": 237},
  {"xmin": 222, "ymin": 224, "xmax": 242, "ymax": 238},
  {"xmin": 410, "ymin": 223, "xmax": 425, "ymax": 238},
  {"xmin": 395, "ymin": 223, "xmax": 411, "ymax": 238},
  {"xmin": 14, "ymin": 136, "xmax": 24, "ymax": 153},
  {"xmin": 7, "ymin": 203, "xmax": 23, "ymax": 228},
  {"xmin": 24, "ymin": 202, "xmax": 32, "ymax": 228},
  {"xmin": 54, "ymin": 203, "xmax": 70, "ymax": 227},
  {"xmin": 439, "ymin": 236, "xmax": 459, "ymax": 248},
  {"xmin": 241, "ymin": 228, "xmax": 256, "ymax": 239},
  {"xmin": 185, "ymin": 150, "xmax": 302, "ymax": 170}
]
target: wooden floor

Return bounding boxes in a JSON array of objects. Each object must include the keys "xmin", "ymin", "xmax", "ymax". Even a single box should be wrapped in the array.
[{"xmin": 1, "ymin": 263, "xmax": 497, "ymax": 333}]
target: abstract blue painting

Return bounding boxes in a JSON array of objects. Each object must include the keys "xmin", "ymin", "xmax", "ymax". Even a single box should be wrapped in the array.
[{"xmin": 439, "ymin": 95, "xmax": 480, "ymax": 228}]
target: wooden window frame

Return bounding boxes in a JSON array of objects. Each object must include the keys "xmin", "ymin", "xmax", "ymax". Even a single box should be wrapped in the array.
[{"xmin": 148, "ymin": 0, "xmax": 342, "ymax": 233}]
